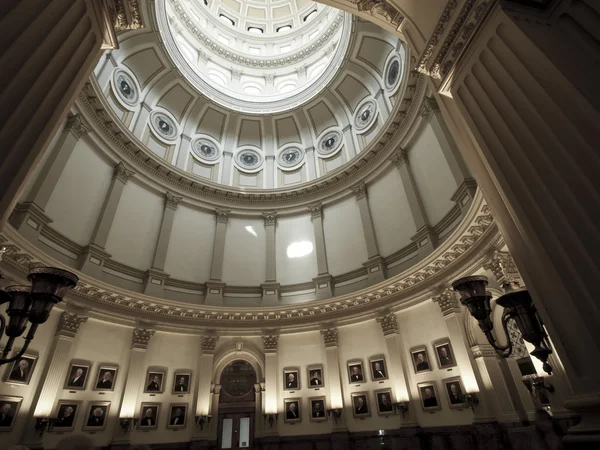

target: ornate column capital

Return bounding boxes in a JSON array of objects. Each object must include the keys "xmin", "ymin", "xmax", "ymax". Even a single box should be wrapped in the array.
[
  {"xmin": 320, "ymin": 328, "xmax": 338, "ymax": 348},
  {"xmin": 56, "ymin": 311, "xmax": 88, "ymax": 338},
  {"xmin": 107, "ymin": 0, "xmax": 144, "ymax": 32},
  {"xmin": 262, "ymin": 212, "xmax": 277, "ymax": 226},
  {"xmin": 351, "ymin": 0, "xmax": 404, "ymax": 27},
  {"xmin": 201, "ymin": 335, "xmax": 219, "ymax": 353},
  {"xmin": 165, "ymin": 191, "xmax": 183, "ymax": 210},
  {"xmin": 262, "ymin": 334, "xmax": 279, "ymax": 353},
  {"xmin": 483, "ymin": 251, "xmax": 522, "ymax": 291},
  {"xmin": 308, "ymin": 203, "xmax": 322, "ymax": 219},
  {"xmin": 390, "ymin": 149, "xmax": 409, "ymax": 169},
  {"xmin": 131, "ymin": 327, "xmax": 155, "ymax": 349},
  {"xmin": 432, "ymin": 287, "xmax": 462, "ymax": 317},
  {"xmin": 376, "ymin": 313, "xmax": 398, "ymax": 336},
  {"xmin": 64, "ymin": 113, "xmax": 91, "ymax": 140},
  {"xmin": 215, "ymin": 208, "xmax": 231, "ymax": 224},
  {"xmin": 113, "ymin": 162, "xmax": 135, "ymax": 183},
  {"xmin": 351, "ymin": 182, "xmax": 367, "ymax": 200}
]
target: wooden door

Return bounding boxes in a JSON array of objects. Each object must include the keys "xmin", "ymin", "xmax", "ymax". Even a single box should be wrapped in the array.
[{"xmin": 218, "ymin": 412, "xmax": 254, "ymax": 449}]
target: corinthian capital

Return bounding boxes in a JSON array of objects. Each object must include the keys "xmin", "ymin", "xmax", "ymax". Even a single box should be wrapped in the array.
[
  {"xmin": 307, "ymin": 203, "xmax": 322, "ymax": 219},
  {"xmin": 131, "ymin": 328, "xmax": 155, "ymax": 349},
  {"xmin": 56, "ymin": 311, "xmax": 88, "ymax": 338},
  {"xmin": 351, "ymin": 182, "xmax": 367, "ymax": 200},
  {"xmin": 483, "ymin": 251, "xmax": 522, "ymax": 292},
  {"xmin": 165, "ymin": 192, "xmax": 183, "ymax": 210},
  {"xmin": 113, "ymin": 162, "xmax": 135, "ymax": 183},
  {"xmin": 108, "ymin": 0, "xmax": 144, "ymax": 32},
  {"xmin": 65, "ymin": 113, "xmax": 91, "ymax": 140},
  {"xmin": 262, "ymin": 212, "xmax": 277, "ymax": 226},
  {"xmin": 215, "ymin": 209, "xmax": 231, "ymax": 224},
  {"xmin": 432, "ymin": 287, "xmax": 461, "ymax": 317},
  {"xmin": 201, "ymin": 335, "xmax": 219, "ymax": 352},
  {"xmin": 262, "ymin": 334, "xmax": 279, "ymax": 353},
  {"xmin": 376, "ymin": 313, "xmax": 398, "ymax": 336},
  {"xmin": 320, "ymin": 328, "xmax": 338, "ymax": 347}
]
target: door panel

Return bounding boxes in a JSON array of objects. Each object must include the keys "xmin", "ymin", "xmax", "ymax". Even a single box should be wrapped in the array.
[{"xmin": 219, "ymin": 412, "xmax": 254, "ymax": 449}]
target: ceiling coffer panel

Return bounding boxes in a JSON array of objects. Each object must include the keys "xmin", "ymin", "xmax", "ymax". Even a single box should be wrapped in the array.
[
  {"xmin": 335, "ymin": 74, "xmax": 370, "ymax": 113},
  {"xmin": 121, "ymin": 48, "xmax": 165, "ymax": 90},
  {"xmin": 356, "ymin": 36, "xmax": 394, "ymax": 78},
  {"xmin": 238, "ymin": 119, "xmax": 263, "ymax": 148},
  {"xmin": 306, "ymin": 102, "xmax": 337, "ymax": 137},
  {"xmin": 156, "ymin": 84, "xmax": 195, "ymax": 122},
  {"xmin": 275, "ymin": 117, "xmax": 301, "ymax": 147},
  {"xmin": 197, "ymin": 108, "xmax": 227, "ymax": 142}
]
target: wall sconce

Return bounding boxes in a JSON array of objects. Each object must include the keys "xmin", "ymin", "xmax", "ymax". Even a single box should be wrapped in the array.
[
  {"xmin": 392, "ymin": 402, "xmax": 409, "ymax": 418},
  {"xmin": 462, "ymin": 393, "xmax": 479, "ymax": 412},
  {"xmin": 327, "ymin": 408, "xmax": 342, "ymax": 424},
  {"xmin": 195, "ymin": 415, "xmax": 212, "ymax": 430},
  {"xmin": 523, "ymin": 375, "xmax": 555, "ymax": 401},
  {"xmin": 119, "ymin": 418, "xmax": 138, "ymax": 433},
  {"xmin": 452, "ymin": 276, "xmax": 553, "ymax": 374},
  {"xmin": 0, "ymin": 260, "xmax": 78, "ymax": 366},
  {"xmin": 263, "ymin": 413, "xmax": 278, "ymax": 428},
  {"xmin": 34, "ymin": 418, "xmax": 55, "ymax": 437}
]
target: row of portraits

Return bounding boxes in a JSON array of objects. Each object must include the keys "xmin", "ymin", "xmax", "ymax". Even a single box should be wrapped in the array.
[{"xmin": 410, "ymin": 339, "xmax": 456, "ymax": 373}]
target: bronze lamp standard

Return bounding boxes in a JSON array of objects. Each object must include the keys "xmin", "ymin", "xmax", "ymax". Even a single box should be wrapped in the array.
[
  {"xmin": 452, "ymin": 275, "xmax": 553, "ymax": 374},
  {"xmin": 0, "ymin": 248, "xmax": 79, "ymax": 365}
]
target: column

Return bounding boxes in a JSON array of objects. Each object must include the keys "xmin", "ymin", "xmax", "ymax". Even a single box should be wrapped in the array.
[
  {"xmin": 254, "ymin": 383, "xmax": 264, "ymax": 439},
  {"xmin": 391, "ymin": 150, "xmax": 437, "ymax": 256},
  {"xmin": 113, "ymin": 328, "xmax": 155, "ymax": 448},
  {"xmin": 191, "ymin": 336, "xmax": 219, "ymax": 449},
  {"xmin": 308, "ymin": 203, "xmax": 333, "ymax": 300},
  {"xmin": 320, "ymin": 328, "xmax": 349, "ymax": 440},
  {"xmin": 423, "ymin": 1, "xmax": 600, "ymax": 442},
  {"xmin": 420, "ymin": 97, "xmax": 476, "ymax": 212},
  {"xmin": 262, "ymin": 334, "xmax": 279, "ymax": 436},
  {"xmin": 0, "ymin": 0, "xmax": 139, "ymax": 230},
  {"xmin": 375, "ymin": 313, "xmax": 418, "ymax": 427},
  {"xmin": 432, "ymin": 289, "xmax": 496, "ymax": 423},
  {"xmin": 24, "ymin": 312, "xmax": 88, "ymax": 446},
  {"xmin": 143, "ymin": 192, "xmax": 182, "ymax": 296},
  {"xmin": 352, "ymin": 182, "xmax": 386, "ymax": 283},
  {"xmin": 261, "ymin": 212, "xmax": 280, "ymax": 306},
  {"xmin": 10, "ymin": 113, "xmax": 90, "ymax": 240},
  {"xmin": 78, "ymin": 162, "xmax": 135, "ymax": 277},
  {"xmin": 205, "ymin": 208, "xmax": 230, "ymax": 306}
]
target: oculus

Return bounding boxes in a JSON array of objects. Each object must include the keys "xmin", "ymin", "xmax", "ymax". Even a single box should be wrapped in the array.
[
  {"xmin": 354, "ymin": 99, "xmax": 377, "ymax": 131},
  {"xmin": 277, "ymin": 146, "xmax": 304, "ymax": 169},
  {"xmin": 113, "ymin": 69, "xmax": 139, "ymax": 106},
  {"xmin": 191, "ymin": 138, "xmax": 220, "ymax": 162},
  {"xmin": 151, "ymin": 112, "xmax": 178, "ymax": 140},
  {"xmin": 236, "ymin": 149, "xmax": 263, "ymax": 171},
  {"xmin": 385, "ymin": 56, "xmax": 401, "ymax": 91},
  {"xmin": 317, "ymin": 130, "xmax": 342, "ymax": 156}
]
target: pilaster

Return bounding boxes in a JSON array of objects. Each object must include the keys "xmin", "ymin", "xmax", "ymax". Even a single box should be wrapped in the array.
[
  {"xmin": 308, "ymin": 203, "xmax": 333, "ymax": 299},
  {"xmin": 193, "ymin": 335, "xmax": 219, "ymax": 441},
  {"xmin": 320, "ymin": 327, "xmax": 347, "ymax": 431},
  {"xmin": 176, "ymin": 134, "xmax": 191, "ymax": 169},
  {"xmin": 262, "ymin": 333, "xmax": 279, "ymax": 436},
  {"xmin": 205, "ymin": 208, "xmax": 230, "ymax": 305},
  {"xmin": 262, "ymin": 212, "xmax": 279, "ymax": 306}
]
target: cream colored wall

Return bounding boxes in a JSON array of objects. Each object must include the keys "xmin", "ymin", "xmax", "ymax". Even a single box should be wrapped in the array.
[
  {"xmin": 275, "ymin": 215, "xmax": 318, "ymax": 285},
  {"xmin": 222, "ymin": 217, "xmax": 267, "ymax": 286}
]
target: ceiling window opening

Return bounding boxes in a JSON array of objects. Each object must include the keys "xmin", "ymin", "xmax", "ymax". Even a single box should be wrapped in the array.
[
  {"xmin": 243, "ymin": 85, "xmax": 262, "ymax": 95},
  {"xmin": 248, "ymin": 27, "xmax": 264, "ymax": 34},
  {"xmin": 287, "ymin": 241, "xmax": 314, "ymax": 259},
  {"xmin": 219, "ymin": 14, "xmax": 235, "ymax": 26},
  {"xmin": 277, "ymin": 25, "xmax": 292, "ymax": 33},
  {"xmin": 303, "ymin": 10, "xmax": 317, "ymax": 22}
]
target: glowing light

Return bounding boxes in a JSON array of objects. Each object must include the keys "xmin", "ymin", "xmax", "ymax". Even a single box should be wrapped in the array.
[
  {"xmin": 525, "ymin": 341, "xmax": 546, "ymax": 376},
  {"xmin": 286, "ymin": 241, "xmax": 313, "ymax": 259},
  {"xmin": 245, "ymin": 226, "xmax": 257, "ymax": 237}
]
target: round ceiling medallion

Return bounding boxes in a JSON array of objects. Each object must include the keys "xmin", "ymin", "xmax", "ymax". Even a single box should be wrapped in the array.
[
  {"xmin": 385, "ymin": 55, "xmax": 402, "ymax": 91},
  {"xmin": 150, "ymin": 111, "xmax": 178, "ymax": 141},
  {"xmin": 354, "ymin": 99, "xmax": 377, "ymax": 131},
  {"xmin": 235, "ymin": 148, "xmax": 263, "ymax": 172},
  {"xmin": 317, "ymin": 130, "xmax": 342, "ymax": 156},
  {"xmin": 113, "ymin": 69, "xmax": 139, "ymax": 106},
  {"xmin": 277, "ymin": 146, "xmax": 305, "ymax": 169},
  {"xmin": 191, "ymin": 138, "xmax": 221, "ymax": 163}
]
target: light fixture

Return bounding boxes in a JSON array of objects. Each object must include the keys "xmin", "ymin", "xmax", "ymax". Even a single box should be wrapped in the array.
[
  {"xmin": 196, "ymin": 414, "xmax": 212, "ymax": 430},
  {"xmin": 462, "ymin": 393, "xmax": 479, "ymax": 412},
  {"xmin": 119, "ymin": 417, "xmax": 138, "ymax": 433},
  {"xmin": 35, "ymin": 417, "xmax": 56, "ymax": 437},
  {"xmin": 522, "ymin": 374, "xmax": 555, "ymax": 400},
  {"xmin": 0, "ymin": 255, "xmax": 78, "ymax": 366},
  {"xmin": 392, "ymin": 401, "xmax": 409, "ymax": 418},
  {"xmin": 327, "ymin": 408, "xmax": 341, "ymax": 423},
  {"xmin": 264, "ymin": 413, "xmax": 278, "ymax": 428},
  {"xmin": 452, "ymin": 276, "xmax": 553, "ymax": 374}
]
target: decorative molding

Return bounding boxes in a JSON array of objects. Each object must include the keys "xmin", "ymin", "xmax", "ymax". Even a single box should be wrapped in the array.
[
  {"xmin": 471, "ymin": 344, "xmax": 499, "ymax": 359},
  {"xmin": 215, "ymin": 209, "xmax": 231, "ymax": 224},
  {"xmin": 262, "ymin": 334, "xmax": 279, "ymax": 352},
  {"xmin": 262, "ymin": 212, "xmax": 277, "ymax": 227},
  {"xmin": 320, "ymin": 328, "xmax": 338, "ymax": 347},
  {"xmin": 308, "ymin": 203, "xmax": 322, "ymax": 219},
  {"xmin": 376, "ymin": 313, "xmax": 398, "ymax": 336},
  {"xmin": 56, "ymin": 311, "xmax": 88, "ymax": 338},
  {"xmin": 350, "ymin": 0, "xmax": 404, "ymax": 27},
  {"xmin": 131, "ymin": 327, "xmax": 155, "ymax": 349},
  {"xmin": 432, "ymin": 287, "xmax": 461, "ymax": 316},
  {"xmin": 113, "ymin": 162, "xmax": 135, "ymax": 183},
  {"xmin": 64, "ymin": 113, "xmax": 91, "ymax": 140},
  {"xmin": 390, "ymin": 149, "xmax": 409, "ymax": 169},
  {"xmin": 165, "ymin": 192, "xmax": 183, "ymax": 210},
  {"xmin": 351, "ymin": 182, "xmax": 367, "ymax": 200},
  {"xmin": 416, "ymin": 0, "xmax": 459, "ymax": 75},
  {"xmin": 201, "ymin": 336, "xmax": 219, "ymax": 352},
  {"xmin": 109, "ymin": 0, "xmax": 144, "ymax": 32},
  {"xmin": 483, "ymin": 250, "xmax": 522, "ymax": 290}
]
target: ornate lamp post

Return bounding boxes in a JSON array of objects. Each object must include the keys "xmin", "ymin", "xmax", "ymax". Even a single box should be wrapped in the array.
[
  {"xmin": 452, "ymin": 275, "xmax": 553, "ymax": 374},
  {"xmin": 0, "ymin": 247, "xmax": 79, "ymax": 365}
]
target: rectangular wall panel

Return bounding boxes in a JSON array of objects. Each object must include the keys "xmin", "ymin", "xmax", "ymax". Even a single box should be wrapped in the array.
[
  {"xmin": 222, "ymin": 217, "xmax": 266, "ymax": 285},
  {"xmin": 275, "ymin": 215, "xmax": 318, "ymax": 285}
]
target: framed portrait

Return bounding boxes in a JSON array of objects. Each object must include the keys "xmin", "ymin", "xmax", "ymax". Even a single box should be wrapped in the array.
[
  {"xmin": 82, "ymin": 401, "xmax": 110, "ymax": 431},
  {"xmin": 53, "ymin": 400, "xmax": 81, "ymax": 431},
  {"xmin": 443, "ymin": 377, "xmax": 466, "ymax": 409},
  {"xmin": 369, "ymin": 355, "xmax": 389, "ymax": 381},
  {"xmin": 144, "ymin": 369, "xmax": 166, "ymax": 393},
  {"xmin": 417, "ymin": 382, "xmax": 442, "ymax": 411},
  {"xmin": 4, "ymin": 353, "xmax": 38, "ymax": 385},
  {"xmin": 172, "ymin": 371, "xmax": 191, "ymax": 394},
  {"xmin": 93, "ymin": 364, "xmax": 119, "ymax": 392},
  {"xmin": 0, "ymin": 395, "xmax": 23, "ymax": 431},
  {"xmin": 283, "ymin": 367, "xmax": 300, "ymax": 391},
  {"xmin": 375, "ymin": 389, "xmax": 394, "ymax": 416},
  {"xmin": 410, "ymin": 346, "xmax": 432, "ymax": 374},
  {"xmin": 351, "ymin": 392, "xmax": 371, "ymax": 418},
  {"xmin": 347, "ymin": 360, "xmax": 365, "ymax": 384},
  {"xmin": 307, "ymin": 364, "xmax": 325, "ymax": 389},
  {"xmin": 138, "ymin": 403, "xmax": 160, "ymax": 430},
  {"xmin": 433, "ymin": 339, "xmax": 457, "ymax": 369},
  {"xmin": 283, "ymin": 398, "xmax": 301, "ymax": 423},
  {"xmin": 167, "ymin": 403, "xmax": 188, "ymax": 429},
  {"xmin": 309, "ymin": 397, "xmax": 327, "ymax": 422},
  {"xmin": 64, "ymin": 360, "xmax": 91, "ymax": 390}
]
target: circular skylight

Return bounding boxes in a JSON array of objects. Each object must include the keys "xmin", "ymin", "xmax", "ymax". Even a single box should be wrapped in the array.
[{"xmin": 157, "ymin": 0, "xmax": 352, "ymax": 114}]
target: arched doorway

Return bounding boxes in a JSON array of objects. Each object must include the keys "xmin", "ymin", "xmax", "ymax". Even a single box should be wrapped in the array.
[{"xmin": 217, "ymin": 360, "xmax": 257, "ymax": 449}]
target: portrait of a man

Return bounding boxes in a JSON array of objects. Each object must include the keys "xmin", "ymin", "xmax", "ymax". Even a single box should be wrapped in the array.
[
  {"xmin": 284, "ymin": 399, "xmax": 301, "ymax": 423},
  {"xmin": 0, "ymin": 396, "xmax": 21, "ymax": 431},
  {"xmin": 144, "ymin": 371, "xmax": 165, "ymax": 393},
  {"xmin": 411, "ymin": 347, "xmax": 432, "ymax": 373},
  {"xmin": 283, "ymin": 369, "xmax": 300, "ymax": 391},
  {"xmin": 443, "ymin": 377, "xmax": 465, "ymax": 408},
  {"xmin": 6, "ymin": 355, "xmax": 37, "ymax": 385},
  {"xmin": 310, "ymin": 397, "xmax": 326, "ymax": 422},
  {"xmin": 94, "ymin": 366, "xmax": 118, "ymax": 391},
  {"xmin": 83, "ymin": 402, "xmax": 110, "ymax": 430},
  {"xmin": 54, "ymin": 402, "xmax": 79, "ymax": 430},
  {"xmin": 351, "ymin": 392, "xmax": 370, "ymax": 417},
  {"xmin": 308, "ymin": 366, "xmax": 324, "ymax": 388},
  {"xmin": 434, "ymin": 341, "xmax": 456, "ymax": 369},
  {"xmin": 418, "ymin": 383, "xmax": 441, "ymax": 411},
  {"xmin": 138, "ymin": 403, "xmax": 159, "ymax": 429},
  {"xmin": 347, "ymin": 362, "xmax": 365, "ymax": 384},
  {"xmin": 370, "ymin": 358, "xmax": 388, "ymax": 381},
  {"xmin": 167, "ymin": 404, "xmax": 187, "ymax": 429},
  {"xmin": 64, "ymin": 362, "xmax": 90, "ymax": 390},
  {"xmin": 376, "ymin": 390, "xmax": 394, "ymax": 415},
  {"xmin": 172, "ymin": 373, "xmax": 191, "ymax": 394}
]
